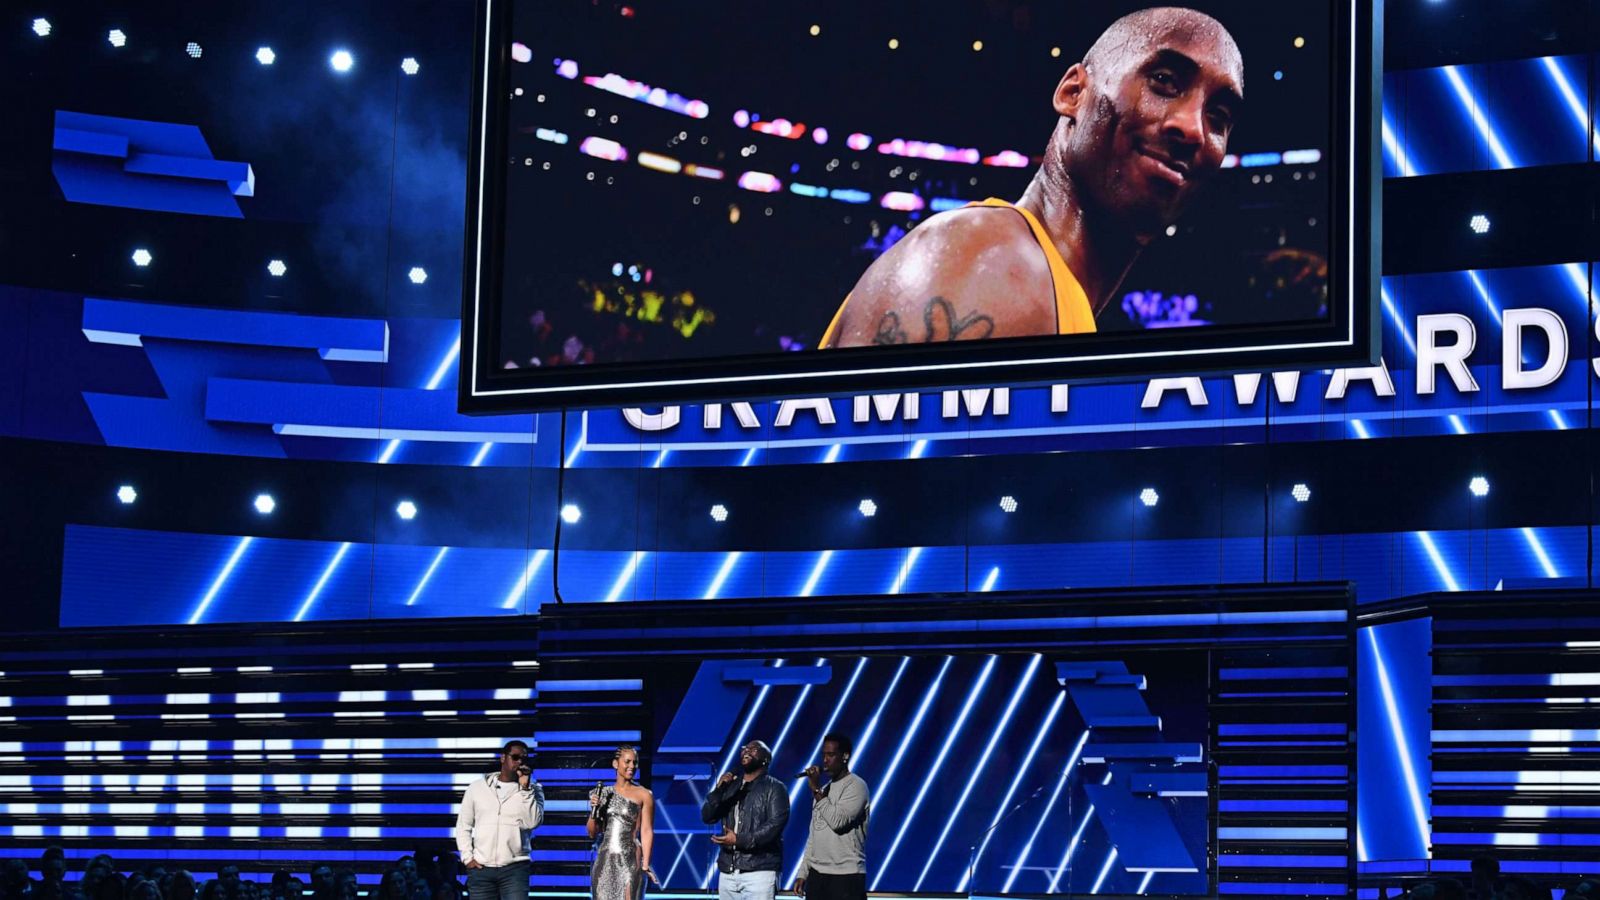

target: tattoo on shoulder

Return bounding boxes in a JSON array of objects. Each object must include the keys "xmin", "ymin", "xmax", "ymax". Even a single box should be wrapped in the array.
[{"xmin": 872, "ymin": 297, "xmax": 995, "ymax": 345}]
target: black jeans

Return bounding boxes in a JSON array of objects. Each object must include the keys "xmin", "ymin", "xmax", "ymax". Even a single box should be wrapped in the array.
[
  {"xmin": 467, "ymin": 861, "xmax": 530, "ymax": 900},
  {"xmin": 804, "ymin": 871, "xmax": 865, "ymax": 900}
]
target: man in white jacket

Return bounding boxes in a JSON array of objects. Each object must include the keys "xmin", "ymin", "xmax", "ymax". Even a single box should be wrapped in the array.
[{"xmin": 456, "ymin": 740, "xmax": 546, "ymax": 900}]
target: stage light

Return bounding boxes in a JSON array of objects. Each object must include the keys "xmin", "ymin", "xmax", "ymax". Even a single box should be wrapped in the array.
[
  {"xmin": 330, "ymin": 50, "xmax": 354, "ymax": 73},
  {"xmin": 511, "ymin": 42, "xmax": 532, "ymax": 63},
  {"xmin": 611, "ymin": 262, "xmax": 624, "ymax": 276},
  {"xmin": 1292, "ymin": 483, "xmax": 1311, "ymax": 503},
  {"xmin": 117, "ymin": 485, "xmax": 138, "ymax": 505},
  {"xmin": 710, "ymin": 504, "xmax": 729, "ymax": 523},
  {"xmin": 733, "ymin": 109, "xmax": 750, "ymax": 128},
  {"xmin": 846, "ymin": 133, "xmax": 872, "ymax": 151},
  {"xmin": 187, "ymin": 42, "xmax": 203, "ymax": 58},
  {"xmin": 1050, "ymin": 46, "xmax": 1061, "ymax": 58},
  {"xmin": 1139, "ymin": 488, "xmax": 1159, "ymax": 507},
  {"xmin": 395, "ymin": 500, "xmax": 417, "ymax": 520},
  {"xmin": 256, "ymin": 46, "xmax": 275, "ymax": 65},
  {"xmin": 560, "ymin": 504, "xmax": 582, "ymax": 524},
  {"xmin": 401, "ymin": 57, "xmax": 420, "ymax": 75},
  {"xmin": 1294, "ymin": 36, "xmax": 1306, "ymax": 48},
  {"xmin": 972, "ymin": 40, "xmax": 984, "ymax": 52},
  {"xmin": 858, "ymin": 499, "xmax": 878, "ymax": 518},
  {"xmin": 131, "ymin": 248, "xmax": 152, "ymax": 267},
  {"xmin": 888, "ymin": 38, "xmax": 899, "ymax": 50},
  {"xmin": 408, "ymin": 266, "xmax": 428, "ymax": 284},
  {"xmin": 1274, "ymin": 70, "xmax": 1283, "ymax": 81},
  {"xmin": 254, "ymin": 493, "xmax": 276, "ymax": 515},
  {"xmin": 812, "ymin": 127, "xmax": 829, "ymax": 145},
  {"xmin": 267, "ymin": 259, "xmax": 287, "ymax": 277},
  {"xmin": 1469, "ymin": 476, "xmax": 1490, "ymax": 498},
  {"xmin": 1470, "ymin": 214, "xmax": 1491, "ymax": 235},
  {"xmin": 108, "ymin": 29, "xmax": 127, "ymax": 48},
  {"xmin": 999, "ymin": 495, "xmax": 1018, "ymax": 513},
  {"xmin": 809, "ymin": 24, "xmax": 821, "ymax": 36},
  {"xmin": 32, "ymin": 18, "xmax": 51, "ymax": 37}
]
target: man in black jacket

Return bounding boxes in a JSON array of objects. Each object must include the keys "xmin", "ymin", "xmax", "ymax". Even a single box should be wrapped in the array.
[{"xmin": 702, "ymin": 740, "xmax": 790, "ymax": 900}]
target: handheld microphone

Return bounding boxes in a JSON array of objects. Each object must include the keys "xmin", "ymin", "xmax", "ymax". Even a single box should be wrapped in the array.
[{"xmin": 793, "ymin": 766, "xmax": 819, "ymax": 779}]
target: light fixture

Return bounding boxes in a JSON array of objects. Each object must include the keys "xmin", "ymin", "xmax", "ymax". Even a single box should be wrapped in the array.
[
  {"xmin": 560, "ymin": 504, "xmax": 582, "ymax": 524},
  {"xmin": 710, "ymin": 504, "xmax": 729, "ymax": 523},
  {"xmin": 809, "ymin": 24, "xmax": 821, "ymax": 36},
  {"xmin": 131, "ymin": 248, "xmax": 152, "ymax": 267},
  {"xmin": 267, "ymin": 259, "xmax": 287, "ymax": 277},
  {"xmin": 396, "ymin": 500, "xmax": 418, "ymax": 520},
  {"xmin": 998, "ymin": 495, "xmax": 1018, "ymax": 513},
  {"xmin": 1292, "ymin": 483, "xmax": 1311, "ymax": 503},
  {"xmin": 330, "ymin": 49, "xmax": 354, "ymax": 73},
  {"xmin": 254, "ymin": 493, "xmax": 277, "ymax": 515},
  {"xmin": 256, "ymin": 47, "xmax": 276, "ymax": 65},
  {"xmin": 1293, "ymin": 36, "xmax": 1306, "ymax": 48},
  {"xmin": 108, "ymin": 29, "xmax": 127, "ymax": 48},
  {"xmin": 408, "ymin": 267, "xmax": 428, "ymax": 284},
  {"xmin": 401, "ymin": 57, "xmax": 420, "ymax": 75},
  {"xmin": 117, "ymin": 485, "xmax": 138, "ymax": 505},
  {"xmin": 32, "ymin": 18, "xmax": 51, "ymax": 37},
  {"xmin": 186, "ymin": 42, "xmax": 203, "ymax": 59},
  {"xmin": 1139, "ymin": 488, "xmax": 1160, "ymax": 508},
  {"xmin": 1470, "ymin": 214, "xmax": 1491, "ymax": 235},
  {"xmin": 972, "ymin": 40, "xmax": 984, "ymax": 52},
  {"xmin": 888, "ymin": 38, "xmax": 899, "ymax": 50},
  {"xmin": 858, "ymin": 499, "xmax": 878, "ymax": 518},
  {"xmin": 1469, "ymin": 476, "xmax": 1490, "ymax": 498},
  {"xmin": 1050, "ymin": 46, "xmax": 1061, "ymax": 58}
]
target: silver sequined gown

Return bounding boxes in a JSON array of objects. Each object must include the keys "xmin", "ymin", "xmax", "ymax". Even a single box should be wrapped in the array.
[{"xmin": 591, "ymin": 791, "xmax": 644, "ymax": 900}]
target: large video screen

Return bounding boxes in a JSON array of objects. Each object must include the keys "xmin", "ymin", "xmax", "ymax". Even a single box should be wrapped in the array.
[{"xmin": 462, "ymin": 0, "xmax": 1377, "ymax": 410}]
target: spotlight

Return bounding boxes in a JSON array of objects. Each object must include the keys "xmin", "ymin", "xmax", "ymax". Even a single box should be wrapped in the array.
[
  {"xmin": 186, "ymin": 41, "xmax": 203, "ymax": 58},
  {"xmin": 408, "ymin": 267, "xmax": 428, "ymax": 284},
  {"xmin": 254, "ymin": 493, "xmax": 276, "ymax": 515},
  {"xmin": 709, "ymin": 504, "xmax": 729, "ymax": 523},
  {"xmin": 1470, "ymin": 214, "xmax": 1491, "ymax": 235},
  {"xmin": 1294, "ymin": 36, "xmax": 1306, "ymax": 48},
  {"xmin": 108, "ymin": 29, "xmax": 127, "ymax": 48},
  {"xmin": 256, "ymin": 46, "xmax": 276, "ymax": 65},
  {"xmin": 117, "ymin": 485, "xmax": 137, "ymax": 505},
  {"xmin": 330, "ymin": 49, "xmax": 354, "ymax": 73},
  {"xmin": 858, "ymin": 499, "xmax": 877, "ymax": 518},
  {"xmin": 395, "ymin": 500, "xmax": 417, "ymax": 520},
  {"xmin": 1292, "ymin": 483, "xmax": 1311, "ymax": 503},
  {"xmin": 32, "ymin": 18, "xmax": 51, "ymax": 37},
  {"xmin": 267, "ymin": 259, "xmax": 287, "ymax": 277},
  {"xmin": 888, "ymin": 38, "xmax": 899, "ymax": 50},
  {"xmin": 999, "ymin": 495, "xmax": 1018, "ymax": 513},
  {"xmin": 401, "ymin": 57, "xmax": 420, "ymax": 75},
  {"xmin": 972, "ymin": 40, "xmax": 984, "ymax": 52},
  {"xmin": 809, "ymin": 24, "xmax": 821, "ymax": 36},
  {"xmin": 1050, "ymin": 46, "xmax": 1061, "ymax": 58},
  {"xmin": 1139, "ymin": 488, "xmax": 1160, "ymax": 508},
  {"xmin": 131, "ymin": 248, "xmax": 153, "ymax": 267},
  {"xmin": 1469, "ymin": 476, "xmax": 1490, "ymax": 498},
  {"xmin": 560, "ymin": 504, "xmax": 582, "ymax": 524}
]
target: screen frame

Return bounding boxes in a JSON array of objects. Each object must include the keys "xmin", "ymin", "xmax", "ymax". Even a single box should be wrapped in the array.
[{"xmin": 461, "ymin": 0, "xmax": 1381, "ymax": 413}]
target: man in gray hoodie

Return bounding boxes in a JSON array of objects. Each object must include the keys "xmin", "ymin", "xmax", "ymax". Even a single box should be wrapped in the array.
[
  {"xmin": 791, "ymin": 734, "xmax": 869, "ymax": 900},
  {"xmin": 456, "ymin": 740, "xmax": 546, "ymax": 900}
]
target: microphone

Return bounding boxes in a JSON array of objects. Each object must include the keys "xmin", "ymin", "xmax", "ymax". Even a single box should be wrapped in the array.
[{"xmin": 793, "ymin": 766, "xmax": 819, "ymax": 779}]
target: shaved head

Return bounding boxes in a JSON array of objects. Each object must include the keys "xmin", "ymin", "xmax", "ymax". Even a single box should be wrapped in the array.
[{"xmin": 1083, "ymin": 7, "xmax": 1243, "ymax": 93}]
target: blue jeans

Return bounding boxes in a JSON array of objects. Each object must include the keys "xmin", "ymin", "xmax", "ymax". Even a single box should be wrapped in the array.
[
  {"xmin": 467, "ymin": 860, "xmax": 530, "ymax": 900},
  {"xmin": 718, "ymin": 869, "xmax": 777, "ymax": 900}
]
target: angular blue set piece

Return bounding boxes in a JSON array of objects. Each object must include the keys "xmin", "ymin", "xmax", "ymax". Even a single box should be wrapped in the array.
[{"xmin": 53, "ymin": 110, "xmax": 255, "ymax": 217}]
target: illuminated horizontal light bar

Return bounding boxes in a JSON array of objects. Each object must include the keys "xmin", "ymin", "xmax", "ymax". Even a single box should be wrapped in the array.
[
  {"xmin": 684, "ymin": 164, "xmax": 723, "ymax": 180},
  {"xmin": 534, "ymin": 128, "xmax": 568, "ymax": 145},
  {"xmin": 69, "ymin": 671, "xmax": 104, "ymax": 677},
  {"xmin": 737, "ymin": 171, "xmax": 782, "ymax": 192},
  {"xmin": 578, "ymin": 137, "xmax": 627, "ymax": 162},
  {"xmin": 880, "ymin": 191, "xmax": 925, "ymax": 212},
  {"xmin": 877, "ymin": 138, "xmax": 980, "ymax": 164},
  {"xmin": 789, "ymin": 183, "xmax": 828, "ymax": 198},
  {"xmin": 580, "ymin": 73, "xmax": 708, "ymax": 118},
  {"xmin": 929, "ymin": 197, "xmax": 966, "ymax": 212},
  {"xmin": 846, "ymin": 133, "xmax": 872, "ymax": 151},
  {"xmin": 176, "ymin": 667, "xmax": 212, "ymax": 675},
  {"xmin": 750, "ymin": 118, "xmax": 806, "ymax": 140},
  {"xmin": 1239, "ymin": 152, "xmax": 1283, "ymax": 167},
  {"xmin": 982, "ymin": 150, "xmax": 1031, "ymax": 168},
  {"xmin": 636, "ymin": 152, "xmax": 681, "ymax": 173},
  {"xmin": 1281, "ymin": 148, "xmax": 1322, "ymax": 164},
  {"xmin": 829, "ymin": 188, "xmax": 871, "ymax": 204}
]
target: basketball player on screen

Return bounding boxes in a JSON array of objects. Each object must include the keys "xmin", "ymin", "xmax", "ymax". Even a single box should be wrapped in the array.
[{"xmin": 821, "ymin": 7, "xmax": 1244, "ymax": 347}]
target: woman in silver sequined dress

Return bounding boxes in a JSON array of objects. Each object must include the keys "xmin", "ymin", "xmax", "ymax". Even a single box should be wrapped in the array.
[{"xmin": 587, "ymin": 745, "xmax": 657, "ymax": 900}]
